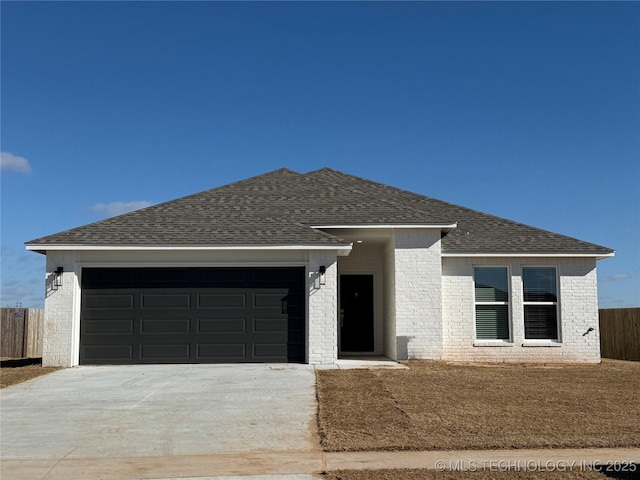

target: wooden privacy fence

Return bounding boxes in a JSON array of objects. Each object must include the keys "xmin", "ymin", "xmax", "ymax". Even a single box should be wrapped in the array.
[
  {"xmin": 0, "ymin": 308, "xmax": 44, "ymax": 358},
  {"xmin": 599, "ymin": 308, "xmax": 640, "ymax": 361}
]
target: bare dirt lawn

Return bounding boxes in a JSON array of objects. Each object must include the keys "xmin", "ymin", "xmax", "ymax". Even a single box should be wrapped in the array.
[
  {"xmin": 0, "ymin": 361, "xmax": 62, "ymax": 388},
  {"xmin": 316, "ymin": 360, "xmax": 640, "ymax": 452}
]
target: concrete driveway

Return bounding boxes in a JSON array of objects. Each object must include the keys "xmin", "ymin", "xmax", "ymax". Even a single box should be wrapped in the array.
[{"xmin": 1, "ymin": 364, "xmax": 322, "ymax": 480}]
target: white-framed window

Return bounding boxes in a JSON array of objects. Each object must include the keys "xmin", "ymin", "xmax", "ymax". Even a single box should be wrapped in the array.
[
  {"xmin": 474, "ymin": 266, "xmax": 510, "ymax": 340},
  {"xmin": 522, "ymin": 267, "xmax": 559, "ymax": 340}
]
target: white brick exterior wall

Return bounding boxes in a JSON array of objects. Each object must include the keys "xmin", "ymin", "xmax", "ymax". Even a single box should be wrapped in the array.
[
  {"xmin": 442, "ymin": 257, "xmax": 601, "ymax": 363},
  {"xmin": 391, "ymin": 230, "xmax": 443, "ymax": 360},
  {"xmin": 383, "ymin": 241, "xmax": 397, "ymax": 360},
  {"xmin": 43, "ymin": 252, "xmax": 80, "ymax": 367},
  {"xmin": 39, "ymin": 243, "xmax": 602, "ymax": 367},
  {"xmin": 307, "ymin": 252, "xmax": 339, "ymax": 365}
]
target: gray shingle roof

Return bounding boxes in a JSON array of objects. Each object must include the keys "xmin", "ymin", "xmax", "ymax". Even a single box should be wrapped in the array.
[
  {"xmin": 26, "ymin": 167, "xmax": 613, "ymax": 255},
  {"xmin": 305, "ymin": 169, "xmax": 613, "ymax": 255}
]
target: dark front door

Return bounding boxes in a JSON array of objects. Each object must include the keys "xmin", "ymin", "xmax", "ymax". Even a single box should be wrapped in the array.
[{"xmin": 339, "ymin": 274, "xmax": 374, "ymax": 352}]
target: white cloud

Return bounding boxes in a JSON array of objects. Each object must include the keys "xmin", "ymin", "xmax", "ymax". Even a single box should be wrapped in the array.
[
  {"xmin": 1, "ymin": 151, "xmax": 32, "ymax": 173},
  {"xmin": 604, "ymin": 273, "xmax": 632, "ymax": 281},
  {"xmin": 90, "ymin": 201, "xmax": 154, "ymax": 217}
]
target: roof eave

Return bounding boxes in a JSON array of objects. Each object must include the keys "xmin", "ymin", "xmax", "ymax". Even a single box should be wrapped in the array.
[
  {"xmin": 25, "ymin": 243, "xmax": 353, "ymax": 255},
  {"xmin": 441, "ymin": 252, "xmax": 615, "ymax": 260}
]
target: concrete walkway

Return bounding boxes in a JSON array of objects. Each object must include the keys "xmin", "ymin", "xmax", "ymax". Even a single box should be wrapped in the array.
[{"xmin": 3, "ymin": 447, "xmax": 639, "ymax": 479}]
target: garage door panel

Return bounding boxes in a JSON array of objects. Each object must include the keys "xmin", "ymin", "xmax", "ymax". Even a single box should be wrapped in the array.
[
  {"xmin": 198, "ymin": 293, "xmax": 247, "ymax": 308},
  {"xmin": 141, "ymin": 344, "xmax": 190, "ymax": 360},
  {"xmin": 198, "ymin": 343, "xmax": 246, "ymax": 359},
  {"xmin": 83, "ymin": 319, "xmax": 134, "ymax": 334},
  {"xmin": 198, "ymin": 318, "xmax": 247, "ymax": 333},
  {"xmin": 252, "ymin": 268, "xmax": 299, "ymax": 284},
  {"xmin": 253, "ymin": 343, "xmax": 287, "ymax": 359},
  {"xmin": 253, "ymin": 336, "xmax": 289, "ymax": 348},
  {"xmin": 253, "ymin": 292, "xmax": 288, "ymax": 308},
  {"xmin": 82, "ymin": 269, "xmax": 137, "ymax": 288},
  {"xmin": 142, "ymin": 293, "xmax": 191, "ymax": 309},
  {"xmin": 141, "ymin": 318, "xmax": 191, "ymax": 334},
  {"xmin": 142, "ymin": 268, "xmax": 191, "ymax": 285},
  {"xmin": 81, "ymin": 267, "xmax": 305, "ymax": 364},
  {"xmin": 84, "ymin": 294, "xmax": 135, "ymax": 309},
  {"xmin": 254, "ymin": 318, "xmax": 287, "ymax": 332},
  {"xmin": 83, "ymin": 344, "xmax": 133, "ymax": 361},
  {"xmin": 197, "ymin": 269, "xmax": 248, "ymax": 285}
]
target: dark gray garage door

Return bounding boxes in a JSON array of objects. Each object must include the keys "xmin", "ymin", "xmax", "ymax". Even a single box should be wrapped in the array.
[{"xmin": 80, "ymin": 267, "xmax": 305, "ymax": 364}]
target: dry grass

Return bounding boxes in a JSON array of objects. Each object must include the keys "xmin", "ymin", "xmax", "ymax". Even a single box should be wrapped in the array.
[
  {"xmin": 325, "ymin": 468, "xmax": 640, "ymax": 480},
  {"xmin": 316, "ymin": 360, "xmax": 640, "ymax": 452},
  {"xmin": 0, "ymin": 363, "xmax": 62, "ymax": 388}
]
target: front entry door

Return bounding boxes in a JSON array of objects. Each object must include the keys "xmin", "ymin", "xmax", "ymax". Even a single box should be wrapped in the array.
[{"xmin": 339, "ymin": 275, "xmax": 374, "ymax": 352}]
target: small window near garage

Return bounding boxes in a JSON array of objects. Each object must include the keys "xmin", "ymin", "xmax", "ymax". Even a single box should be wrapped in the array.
[
  {"xmin": 523, "ymin": 267, "xmax": 559, "ymax": 340},
  {"xmin": 474, "ymin": 267, "xmax": 510, "ymax": 340}
]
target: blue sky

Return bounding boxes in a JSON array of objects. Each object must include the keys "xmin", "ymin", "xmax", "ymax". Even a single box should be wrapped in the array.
[{"xmin": 1, "ymin": 1, "xmax": 638, "ymax": 308}]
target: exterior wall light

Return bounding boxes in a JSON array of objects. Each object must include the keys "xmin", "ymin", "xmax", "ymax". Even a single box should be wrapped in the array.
[
  {"xmin": 54, "ymin": 267, "xmax": 64, "ymax": 287},
  {"xmin": 319, "ymin": 265, "xmax": 326, "ymax": 285}
]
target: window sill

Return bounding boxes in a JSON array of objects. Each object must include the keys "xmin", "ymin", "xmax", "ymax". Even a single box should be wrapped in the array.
[
  {"xmin": 522, "ymin": 340, "xmax": 562, "ymax": 347},
  {"xmin": 473, "ymin": 341, "xmax": 514, "ymax": 347}
]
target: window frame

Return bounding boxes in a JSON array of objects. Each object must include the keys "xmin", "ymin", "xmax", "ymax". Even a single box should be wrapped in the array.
[
  {"xmin": 473, "ymin": 266, "xmax": 512, "ymax": 343},
  {"xmin": 522, "ymin": 266, "xmax": 561, "ymax": 342}
]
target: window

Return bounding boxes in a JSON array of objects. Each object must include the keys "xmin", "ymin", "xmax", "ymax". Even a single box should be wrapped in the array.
[
  {"xmin": 522, "ymin": 267, "xmax": 558, "ymax": 340},
  {"xmin": 474, "ymin": 267, "xmax": 510, "ymax": 340}
]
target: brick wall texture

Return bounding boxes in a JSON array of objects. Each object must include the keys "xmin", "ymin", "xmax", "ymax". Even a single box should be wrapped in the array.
[{"xmin": 41, "ymin": 245, "xmax": 602, "ymax": 366}]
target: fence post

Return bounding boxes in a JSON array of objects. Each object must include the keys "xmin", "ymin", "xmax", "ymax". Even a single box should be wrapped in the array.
[{"xmin": 22, "ymin": 308, "xmax": 29, "ymax": 358}]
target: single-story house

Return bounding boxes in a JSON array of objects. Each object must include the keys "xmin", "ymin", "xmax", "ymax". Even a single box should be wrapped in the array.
[{"xmin": 26, "ymin": 168, "xmax": 614, "ymax": 366}]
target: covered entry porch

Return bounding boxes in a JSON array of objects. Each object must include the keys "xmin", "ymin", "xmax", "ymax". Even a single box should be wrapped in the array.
[{"xmin": 319, "ymin": 225, "xmax": 449, "ymax": 361}]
